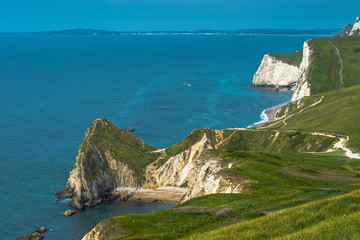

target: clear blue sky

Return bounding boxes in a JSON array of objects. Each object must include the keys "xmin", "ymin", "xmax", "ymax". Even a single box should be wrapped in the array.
[{"xmin": 0, "ymin": 0, "xmax": 359, "ymax": 32}]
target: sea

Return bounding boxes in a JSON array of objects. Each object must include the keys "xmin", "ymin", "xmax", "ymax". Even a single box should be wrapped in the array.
[{"xmin": 0, "ymin": 34, "xmax": 322, "ymax": 239}]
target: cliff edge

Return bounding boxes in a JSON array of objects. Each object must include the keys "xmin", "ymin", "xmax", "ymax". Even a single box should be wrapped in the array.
[
  {"xmin": 252, "ymin": 51, "xmax": 302, "ymax": 89},
  {"xmin": 64, "ymin": 118, "xmax": 159, "ymax": 209},
  {"xmin": 334, "ymin": 16, "xmax": 360, "ymax": 37}
]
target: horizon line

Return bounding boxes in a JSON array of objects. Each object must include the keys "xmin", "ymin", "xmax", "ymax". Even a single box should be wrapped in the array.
[{"xmin": 0, "ymin": 27, "xmax": 342, "ymax": 34}]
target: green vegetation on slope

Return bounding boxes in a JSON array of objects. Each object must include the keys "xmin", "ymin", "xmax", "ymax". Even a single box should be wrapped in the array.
[
  {"xmin": 187, "ymin": 190, "xmax": 360, "ymax": 240},
  {"xmin": 307, "ymin": 36, "xmax": 360, "ymax": 94},
  {"xmin": 88, "ymin": 151, "xmax": 360, "ymax": 239},
  {"xmin": 269, "ymin": 49, "xmax": 303, "ymax": 67},
  {"xmin": 78, "ymin": 118, "xmax": 159, "ymax": 180},
  {"xmin": 220, "ymin": 129, "xmax": 335, "ymax": 153},
  {"xmin": 156, "ymin": 128, "xmax": 335, "ymax": 167},
  {"xmin": 81, "ymin": 35, "xmax": 360, "ymax": 239},
  {"xmin": 262, "ymin": 85, "xmax": 360, "ymax": 152},
  {"xmin": 156, "ymin": 128, "xmax": 218, "ymax": 167}
]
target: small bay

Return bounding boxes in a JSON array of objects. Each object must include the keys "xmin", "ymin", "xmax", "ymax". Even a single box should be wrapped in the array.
[{"xmin": 0, "ymin": 34, "xmax": 320, "ymax": 239}]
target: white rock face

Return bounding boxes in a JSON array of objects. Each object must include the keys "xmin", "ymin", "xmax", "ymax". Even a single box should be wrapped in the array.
[
  {"xmin": 291, "ymin": 41, "xmax": 312, "ymax": 102},
  {"xmin": 253, "ymin": 54, "xmax": 299, "ymax": 87},
  {"xmin": 154, "ymin": 133, "xmax": 244, "ymax": 202},
  {"xmin": 350, "ymin": 16, "xmax": 360, "ymax": 35}
]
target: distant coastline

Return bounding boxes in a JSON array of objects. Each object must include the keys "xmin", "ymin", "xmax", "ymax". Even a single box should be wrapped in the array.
[{"xmin": 0, "ymin": 28, "xmax": 340, "ymax": 36}]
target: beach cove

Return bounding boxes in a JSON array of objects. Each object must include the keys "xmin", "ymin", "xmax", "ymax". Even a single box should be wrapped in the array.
[{"xmin": 0, "ymin": 34, "xmax": 324, "ymax": 239}]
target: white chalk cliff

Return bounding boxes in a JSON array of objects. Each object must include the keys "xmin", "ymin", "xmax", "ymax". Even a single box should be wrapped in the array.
[
  {"xmin": 335, "ymin": 16, "xmax": 360, "ymax": 37},
  {"xmin": 349, "ymin": 17, "xmax": 360, "ymax": 35},
  {"xmin": 153, "ymin": 133, "xmax": 244, "ymax": 202},
  {"xmin": 253, "ymin": 54, "xmax": 299, "ymax": 87},
  {"xmin": 291, "ymin": 41, "xmax": 312, "ymax": 101},
  {"xmin": 253, "ymin": 41, "xmax": 312, "ymax": 102}
]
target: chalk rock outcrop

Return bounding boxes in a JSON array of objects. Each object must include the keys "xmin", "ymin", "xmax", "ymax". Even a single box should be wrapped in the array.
[
  {"xmin": 253, "ymin": 54, "xmax": 300, "ymax": 88},
  {"xmin": 291, "ymin": 41, "xmax": 312, "ymax": 101},
  {"xmin": 64, "ymin": 118, "xmax": 158, "ymax": 209},
  {"xmin": 153, "ymin": 131, "xmax": 245, "ymax": 202},
  {"xmin": 65, "ymin": 122, "xmax": 336, "ymax": 210},
  {"xmin": 335, "ymin": 16, "xmax": 360, "ymax": 37}
]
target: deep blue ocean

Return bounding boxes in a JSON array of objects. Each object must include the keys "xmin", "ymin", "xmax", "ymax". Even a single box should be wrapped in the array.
[{"xmin": 0, "ymin": 34, "xmax": 320, "ymax": 239}]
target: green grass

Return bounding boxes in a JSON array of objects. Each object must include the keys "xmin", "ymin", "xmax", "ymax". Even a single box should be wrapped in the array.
[
  {"xmin": 262, "ymin": 85, "xmax": 360, "ymax": 152},
  {"xmin": 80, "ymin": 35, "xmax": 360, "ymax": 239},
  {"xmin": 156, "ymin": 128, "xmax": 335, "ymax": 168},
  {"xmin": 220, "ymin": 130, "xmax": 335, "ymax": 153},
  {"xmin": 269, "ymin": 49, "xmax": 303, "ymax": 67},
  {"xmin": 155, "ymin": 128, "xmax": 218, "ymax": 167},
  {"xmin": 87, "ymin": 151, "xmax": 360, "ymax": 239},
  {"xmin": 187, "ymin": 190, "xmax": 360, "ymax": 240},
  {"xmin": 307, "ymin": 36, "xmax": 360, "ymax": 94},
  {"xmin": 77, "ymin": 118, "xmax": 159, "ymax": 181}
]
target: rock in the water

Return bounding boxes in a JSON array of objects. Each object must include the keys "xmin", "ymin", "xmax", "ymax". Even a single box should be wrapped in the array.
[
  {"xmin": 16, "ymin": 231, "xmax": 44, "ymax": 240},
  {"xmin": 64, "ymin": 209, "xmax": 76, "ymax": 216},
  {"xmin": 36, "ymin": 227, "xmax": 48, "ymax": 233},
  {"xmin": 125, "ymin": 127, "xmax": 136, "ymax": 132},
  {"xmin": 55, "ymin": 190, "xmax": 65, "ymax": 199}
]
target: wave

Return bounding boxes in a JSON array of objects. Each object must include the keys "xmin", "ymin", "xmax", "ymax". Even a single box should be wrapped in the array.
[{"xmin": 248, "ymin": 109, "xmax": 269, "ymax": 127}]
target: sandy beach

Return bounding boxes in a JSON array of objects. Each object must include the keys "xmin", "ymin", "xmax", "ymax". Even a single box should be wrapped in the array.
[
  {"xmin": 130, "ymin": 187, "xmax": 187, "ymax": 202},
  {"xmin": 250, "ymin": 106, "xmax": 281, "ymax": 127},
  {"xmin": 264, "ymin": 107, "xmax": 280, "ymax": 122}
]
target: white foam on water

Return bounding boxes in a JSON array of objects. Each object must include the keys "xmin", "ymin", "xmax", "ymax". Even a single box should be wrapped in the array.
[{"xmin": 249, "ymin": 109, "xmax": 269, "ymax": 127}]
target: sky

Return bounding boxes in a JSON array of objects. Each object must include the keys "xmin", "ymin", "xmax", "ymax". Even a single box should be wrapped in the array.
[{"xmin": 0, "ymin": 0, "xmax": 359, "ymax": 32}]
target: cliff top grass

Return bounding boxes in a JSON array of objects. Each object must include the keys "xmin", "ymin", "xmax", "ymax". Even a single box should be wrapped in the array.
[
  {"xmin": 78, "ymin": 118, "xmax": 159, "ymax": 181},
  {"xmin": 307, "ymin": 35, "xmax": 360, "ymax": 94},
  {"xmin": 90, "ymin": 150, "xmax": 360, "ymax": 239},
  {"xmin": 269, "ymin": 49, "xmax": 303, "ymax": 67},
  {"xmin": 219, "ymin": 129, "xmax": 335, "ymax": 153},
  {"xmin": 156, "ymin": 128, "xmax": 335, "ymax": 167},
  {"xmin": 187, "ymin": 189, "xmax": 360, "ymax": 240},
  {"xmin": 262, "ymin": 84, "xmax": 360, "ymax": 152}
]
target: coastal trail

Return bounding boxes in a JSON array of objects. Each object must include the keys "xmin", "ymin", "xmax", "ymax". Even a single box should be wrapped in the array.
[
  {"xmin": 328, "ymin": 39, "xmax": 345, "ymax": 89},
  {"xmin": 309, "ymin": 132, "xmax": 360, "ymax": 159},
  {"xmin": 257, "ymin": 96, "xmax": 324, "ymax": 129}
]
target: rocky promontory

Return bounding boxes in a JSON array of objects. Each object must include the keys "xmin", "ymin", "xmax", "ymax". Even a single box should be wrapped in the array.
[
  {"xmin": 334, "ymin": 16, "xmax": 360, "ymax": 36},
  {"xmin": 252, "ymin": 52, "xmax": 302, "ymax": 89},
  {"xmin": 64, "ymin": 120, "xmax": 336, "ymax": 209},
  {"xmin": 63, "ymin": 118, "xmax": 159, "ymax": 209}
]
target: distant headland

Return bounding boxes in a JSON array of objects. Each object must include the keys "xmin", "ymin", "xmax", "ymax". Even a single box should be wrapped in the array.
[{"xmin": 0, "ymin": 28, "xmax": 340, "ymax": 36}]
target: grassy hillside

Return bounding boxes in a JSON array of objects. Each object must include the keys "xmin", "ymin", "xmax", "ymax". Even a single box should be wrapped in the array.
[
  {"xmin": 219, "ymin": 129, "xmax": 335, "ymax": 153},
  {"xmin": 80, "ymin": 36, "xmax": 360, "ymax": 239},
  {"xmin": 261, "ymin": 85, "xmax": 360, "ymax": 152},
  {"xmin": 78, "ymin": 118, "xmax": 159, "ymax": 180},
  {"xmin": 156, "ymin": 128, "xmax": 335, "ymax": 167},
  {"xmin": 85, "ymin": 150, "xmax": 360, "ymax": 239},
  {"xmin": 187, "ymin": 190, "xmax": 360, "ymax": 240},
  {"xmin": 269, "ymin": 49, "xmax": 303, "ymax": 67},
  {"xmin": 307, "ymin": 36, "xmax": 360, "ymax": 94}
]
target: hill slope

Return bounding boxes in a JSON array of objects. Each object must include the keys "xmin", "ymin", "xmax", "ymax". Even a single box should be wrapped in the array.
[
  {"xmin": 76, "ymin": 32, "xmax": 360, "ymax": 239},
  {"xmin": 83, "ymin": 151, "xmax": 360, "ymax": 239}
]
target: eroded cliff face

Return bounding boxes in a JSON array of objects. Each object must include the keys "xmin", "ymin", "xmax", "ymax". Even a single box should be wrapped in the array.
[
  {"xmin": 65, "ymin": 119, "xmax": 336, "ymax": 210},
  {"xmin": 253, "ymin": 54, "xmax": 300, "ymax": 88},
  {"xmin": 152, "ymin": 131, "xmax": 248, "ymax": 202},
  {"xmin": 291, "ymin": 41, "xmax": 312, "ymax": 102},
  {"xmin": 64, "ymin": 118, "xmax": 157, "ymax": 209},
  {"xmin": 349, "ymin": 17, "xmax": 360, "ymax": 36},
  {"xmin": 335, "ymin": 16, "xmax": 360, "ymax": 36}
]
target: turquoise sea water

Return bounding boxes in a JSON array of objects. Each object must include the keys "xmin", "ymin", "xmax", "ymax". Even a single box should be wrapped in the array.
[{"xmin": 0, "ymin": 34, "xmax": 319, "ymax": 239}]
